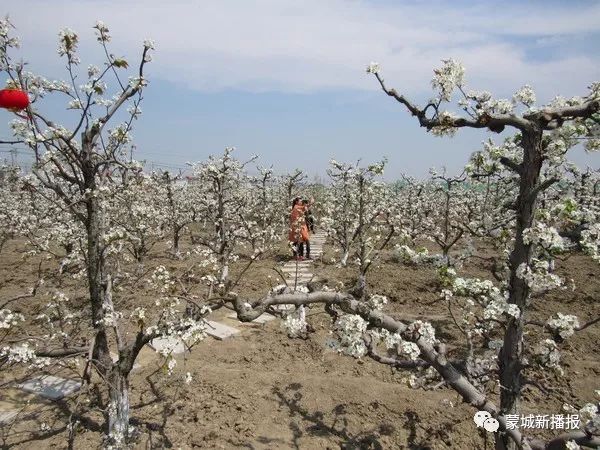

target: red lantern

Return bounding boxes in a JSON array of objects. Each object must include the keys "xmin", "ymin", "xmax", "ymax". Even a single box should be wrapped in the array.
[{"xmin": 0, "ymin": 88, "xmax": 30, "ymax": 111}]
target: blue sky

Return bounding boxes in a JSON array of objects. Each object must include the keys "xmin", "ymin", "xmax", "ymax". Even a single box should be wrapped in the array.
[{"xmin": 1, "ymin": 0, "xmax": 599, "ymax": 179}]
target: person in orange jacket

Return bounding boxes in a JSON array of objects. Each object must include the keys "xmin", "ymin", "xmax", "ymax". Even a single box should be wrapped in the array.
[{"xmin": 289, "ymin": 196, "xmax": 314, "ymax": 260}]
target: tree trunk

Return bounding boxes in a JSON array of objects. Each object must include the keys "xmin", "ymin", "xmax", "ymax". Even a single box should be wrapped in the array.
[
  {"xmin": 172, "ymin": 226, "xmax": 180, "ymax": 254},
  {"xmin": 340, "ymin": 250, "xmax": 349, "ymax": 267},
  {"xmin": 496, "ymin": 128, "xmax": 543, "ymax": 450},
  {"xmin": 357, "ymin": 175, "xmax": 367, "ymax": 277},
  {"xmin": 86, "ymin": 195, "xmax": 112, "ymax": 367},
  {"xmin": 106, "ymin": 368, "xmax": 130, "ymax": 448},
  {"xmin": 82, "ymin": 156, "xmax": 127, "ymax": 444},
  {"xmin": 220, "ymin": 262, "xmax": 229, "ymax": 283}
]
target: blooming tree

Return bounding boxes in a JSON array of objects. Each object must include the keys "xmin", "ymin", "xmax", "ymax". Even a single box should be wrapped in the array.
[
  {"xmin": 188, "ymin": 147, "xmax": 260, "ymax": 284},
  {"xmin": 0, "ymin": 20, "xmax": 212, "ymax": 447},
  {"xmin": 1, "ymin": 18, "xmax": 598, "ymax": 450},
  {"xmin": 155, "ymin": 170, "xmax": 196, "ymax": 256},
  {"xmin": 366, "ymin": 59, "xmax": 600, "ymax": 450},
  {"xmin": 321, "ymin": 159, "xmax": 395, "ymax": 296}
]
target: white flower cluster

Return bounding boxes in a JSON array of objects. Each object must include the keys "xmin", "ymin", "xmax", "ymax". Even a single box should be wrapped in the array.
[
  {"xmin": 513, "ymin": 85, "xmax": 536, "ymax": 107},
  {"xmin": 57, "ymin": 28, "xmax": 79, "ymax": 62},
  {"xmin": 0, "ymin": 309, "xmax": 24, "ymax": 329},
  {"xmin": 452, "ymin": 276, "xmax": 493, "ymax": 298},
  {"xmin": 464, "ymin": 90, "xmax": 515, "ymax": 115},
  {"xmin": 546, "ymin": 313, "xmax": 580, "ymax": 340},
  {"xmin": 128, "ymin": 76, "xmax": 148, "ymax": 89},
  {"xmin": 366, "ymin": 62, "xmax": 380, "ymax": 74},
  {"xmin": 581, "ymin": 223, "xmax": 600, "ymax": 263},
  {"xmin": 516, "ymin": 259, "xmax": 563, "ymax": 294},
  {"xmin": 97, "ymin": 300, "xmax": 123, "ymax": 327},
  {"xmin": 166, "ymin": 355, "xmax": 177, "ymax": 375},
  {"xmin": 395, "ymin": 245, "xmax": 441, "ymax": 265},
  {"xmin": 0, "ymin": 18, "xmax": 20, "ymax": 51},
  {"xmin": 399, "ymin": 341, "xmax": 421, "ymax": 361},
  {"xmin": 534, "ymin": 339, "xmax": 562, "ymax": 374},
  {"xmin": 522, "ymin": 223, "xmax": 564, "ymax": 252},
  {"xmin": 102, "ymin": 226, "xmax": 126, "ymax": 245},
  {"xmin": 93, "ymin": 20, "xmax": 110, "ymax": 42},
  {"xmin": 431, "ymin": 110, "xmax": 459, "ymax": 137},
  {"xmin": 563, "ymin": 397, "xmax": 600, "ymax": 434},
  {"xmin": 368, "ymin": 328, "xmax": 421, "ymax": 361},
  {"xmin": 431, "ymin": 58, "xmax": 465, "ymax": 101},
  {"xmin": 578, "ymin": 402, "xmax": 599, "ymax": 426},
  {"xmin": 483, "ymin": 296, "xmax": 520, "ymax": 321},
  {"xmin": 149, "ymin": 266, "xmax": 175, "ymax": 294},
  {"xmin": 88, "ymin": 64, "xmax": 100, "ymax": 78},
  {"xmin": 367, "ymin": 294, "xmax": 388, "ymax": 311},
  {"xmin": 370, "ymin": 328, "xmax": 402, "ymax": 349},
  {"xmin": 127, "ymin": 104, "xmax": 142, "ymax": 118},
  {"xmin": 143, "ymin": 38, "xmax": 155, "ymax": 50},
  {"xmin": 282, "ymin": 306, "xmax": 307, "ymax": 337},
  {"xmin": 450, "ymin": 277, "xmax": 520, "ymax": 324},
  {"xmin": 147, "ymin": 319, "xmax": 206, "ymax": 364},
  {"xmin": 332, "ymin": 314, "xmax": 368, "ymax": 358},
  {"xmin": 407, "ymin": 320, "xmax": 436, "ymax": 346},
  {"xmin": 0, "ymin": 343, "xmax": 50, "ymax": 368},
  {"xmin": 67, "ymin": 99, "xmax": 83, "ymax": 110}
]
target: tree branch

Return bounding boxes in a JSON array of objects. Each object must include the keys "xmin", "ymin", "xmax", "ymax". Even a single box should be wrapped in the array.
[
  {"xmin": 499, "ymin": 157, "xmax": 524, "ymax": 175},
  {"xmin": 373, "ymin": 73, "xmax": 530, "ymax": 133}
]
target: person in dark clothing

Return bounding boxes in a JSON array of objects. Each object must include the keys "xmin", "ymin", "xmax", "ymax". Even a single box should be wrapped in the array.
[
  {"xmin": 305, "ymin": 199, "xmax": 315, "ymax": 233},
  {"xmin": 301, "ymin": 198, "xmax": 314, "ymax": 259}
]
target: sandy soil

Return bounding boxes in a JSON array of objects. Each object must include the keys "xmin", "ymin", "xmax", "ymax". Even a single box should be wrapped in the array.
[{"xmin": 0, "ymin": 234, "xmax": 598, "ymax": 449}]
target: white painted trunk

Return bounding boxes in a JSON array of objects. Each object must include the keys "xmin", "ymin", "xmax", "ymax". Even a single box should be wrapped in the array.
[
  {"xmin": 220, "ymin": 264, "xmax": 229, "ymax": 282},
  {"xmin": 106, "ymin": 370, "xmax": 130, "ymax": 449},
  {"xmin": 340, "ymin": 251, "xmax": 349, "ymax": 267}
]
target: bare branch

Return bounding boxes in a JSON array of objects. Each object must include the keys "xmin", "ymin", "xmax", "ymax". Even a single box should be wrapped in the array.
[
  {"xmin": 575, "ymin": 315, "xmax": 600, "ymax": 332},
  {"xmin": 35, "ymin": 347, "xmax": 88, "ymax": 358}
]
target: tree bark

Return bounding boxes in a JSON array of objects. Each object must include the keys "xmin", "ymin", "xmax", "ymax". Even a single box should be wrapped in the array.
[
  {"xmin": 173, "ymin": 225, "xmax": 181, "ymax": 254},
  {"xmin": 86, "ymin": 195, "xmax": 112, "ymax": 369},
  {"xmin": 82, "ymin": 143, "xmax": 125, "ymax": 443},
  {"xmin": 106, "ymin": 367, "xmax": 130, "ymax": 448},
  {"xmin": 340, "ymin": 250, "xmax": 349, "ymax": 267},
  {"xmin": 496, "ymin": 128, "xmax": 543, "ymax": 450}
]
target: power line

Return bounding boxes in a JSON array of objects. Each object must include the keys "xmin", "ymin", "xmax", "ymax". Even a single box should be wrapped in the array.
[{"xmin": 0, "ymin": 144, "xmax": 190, "ymax": 172}]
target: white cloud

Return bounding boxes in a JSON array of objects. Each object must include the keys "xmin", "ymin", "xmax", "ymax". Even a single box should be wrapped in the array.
[{"xmin": 5, "ymin": 0, "xmax": 600, "ymax": 100}]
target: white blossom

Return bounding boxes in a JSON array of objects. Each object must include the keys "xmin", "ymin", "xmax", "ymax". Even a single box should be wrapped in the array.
[
  {"xmin": 333, "ymin": 314, "xmax": 368, "ymax": 358},
  {"xmin": 513, "ymin": 85, "xmax": 536, "ymax": 106},
  {"xmin": 366, "ymin": 62, "xmax": 380, "ymax": 74},
  {"xmin": 367, "ymin": 294, "xmax": 388, "ymax": 311},
  {"xmin": 522, "ymin": 223, "xmax": 564, "ymax": 252},
  {"xmin": 431, "ymin": 58, "xmax": 465, "ymax": 101},
  {"xmin": 0, "ymin": 309, "xmax": 24, "ymax": 329},
  {"xmin": 547, "ymin": 313, "xmax": 580, "ymax": 340},
  {"xmin": 407, "ymin": 320, "xmax": 436, "ymax": 345},
  {"xmin": 535, "ymin": 339, "xmax": 562, "ymax": 373}
]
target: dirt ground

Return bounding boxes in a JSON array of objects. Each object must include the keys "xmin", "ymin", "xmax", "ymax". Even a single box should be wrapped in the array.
[{"xmin": 0, "ymin": 233, "xmax": 598, "ymax": 449}]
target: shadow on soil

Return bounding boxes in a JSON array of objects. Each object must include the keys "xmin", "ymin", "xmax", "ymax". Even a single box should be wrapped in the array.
[
  {"xmin": 269, "ymin": 383, "xmax": 390, "ymax": 449},
  {"xmin": 260, "ymin": 383, "xmax": 459, "ymax": 450}
]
